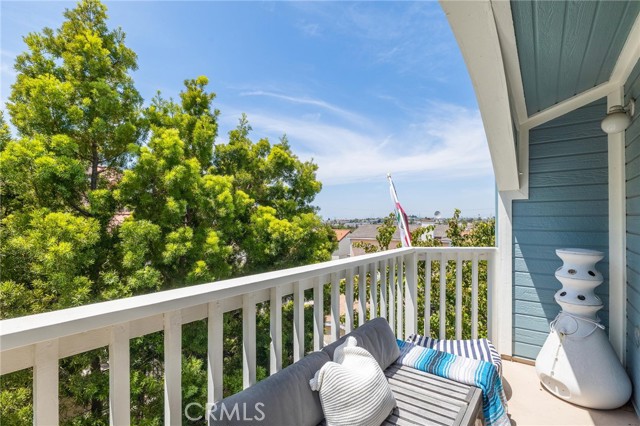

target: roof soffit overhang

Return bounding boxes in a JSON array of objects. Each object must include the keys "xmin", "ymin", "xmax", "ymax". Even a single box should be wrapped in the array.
[{"xmin": 440, "ymin": 0, "xmax": 520, "ymax": 193}]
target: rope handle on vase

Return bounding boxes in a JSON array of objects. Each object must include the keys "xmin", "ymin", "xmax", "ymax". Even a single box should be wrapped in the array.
[{"xmin": 550, "ymin": 312, "xmax": 605, "ymax": 339}]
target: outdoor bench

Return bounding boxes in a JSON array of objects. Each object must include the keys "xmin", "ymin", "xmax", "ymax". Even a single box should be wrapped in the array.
[{"xmin": 209, "ymin": 317, "xmax": 482, "ymax": 426}]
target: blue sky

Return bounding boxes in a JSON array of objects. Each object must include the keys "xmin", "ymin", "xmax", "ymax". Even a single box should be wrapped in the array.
[{"xmin": 0, "ymin": 1, "xmax": 495, "ymax": 220}]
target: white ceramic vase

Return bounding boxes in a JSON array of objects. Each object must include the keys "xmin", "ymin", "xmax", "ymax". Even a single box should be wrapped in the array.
[{"xmin": 535, "ymin": 248, "xmax": 631, "ymax": 409}]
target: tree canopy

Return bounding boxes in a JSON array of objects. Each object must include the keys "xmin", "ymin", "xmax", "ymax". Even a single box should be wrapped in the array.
[{"xmin": 0, "ymin": 1, "xmax": 336, "ymax": 423}]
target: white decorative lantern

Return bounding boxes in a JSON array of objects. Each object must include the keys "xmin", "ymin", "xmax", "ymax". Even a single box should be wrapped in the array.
[{"xmin": 535, "ymin": 248, "xmax": 631, "ymax": 409}]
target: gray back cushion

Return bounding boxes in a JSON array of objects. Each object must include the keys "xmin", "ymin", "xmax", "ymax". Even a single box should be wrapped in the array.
[
  {"xmin": 209, "ymin": 350, "xmax": 331, "ymax": 426},
  {"xmin": 322, "ymin": 317, "xmax": 400, "ymax": 370}
]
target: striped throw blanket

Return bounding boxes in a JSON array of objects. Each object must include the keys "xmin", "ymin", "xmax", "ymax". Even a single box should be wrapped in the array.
[
  {"xmin": 396, "ymin": 340, "xmax": 510, "ymax": 426},
  {"xmin": 406, "ymin": 334, "xmax": 502, "ymax": 375}
]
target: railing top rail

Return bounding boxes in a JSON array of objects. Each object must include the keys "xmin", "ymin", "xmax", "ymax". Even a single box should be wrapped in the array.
[{"xmin": 0, "ymin": 246, "xmax": 496, "ymax": 352}]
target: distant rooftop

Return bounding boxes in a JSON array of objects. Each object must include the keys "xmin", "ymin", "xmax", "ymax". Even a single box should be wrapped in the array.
[
  {"xmin": 333, "ymin": 229, "xmax": 351, "ymax": 242},
  {"xmin": 349, "ymin": 224, "xmax": 423, "ymax": 241}
]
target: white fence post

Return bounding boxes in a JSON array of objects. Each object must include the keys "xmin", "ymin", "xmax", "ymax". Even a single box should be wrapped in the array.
[
  {"xmin": 471, "ymin": 253, "xmax": 479, "ymax": 339},
  {"xmin": 380, "ymin": 259, "xmax": 387, "ymax": 320},
  {"xmin": 33, "ymin": 339, "xmax": 59, "ymax": 426},
  {"xmin": 313, "ymin": 277, "xmax": 324, "ymax": 351},
  {"xmin": 109, "ymin": 323, "xmax": 130, "ymax": 426},
  {"xmin": 389, "ymin": 258, "xmax": 396, "ymax": 334},
  {"xmin": 439, "ymin": 253, "xmax": 447, "ymax": 339},
  {"xmin": 164, "ymin": 310, "xmax": 182, "ymax": 426},
  {"xmin": 358, "ymin": 265, "xmax": 367, "ymax": 326},
  {"xmin": 293, "ymin": 282, "xmax": 305, "ymax": 362},
  {"xmin": 270, "ymin": 286, "xmax": 282, "ymax": 374},
  {"xmin": 397, "ymin": 257, "xmax": 404, "ymax": 338},
  {"xmin": 331, "ymin": 272, "xmax": 340, "ymax": 342},
  {"xmin": 424, "ymin": 253, "xmax": 432, "ymax": 336},
  {"xmin": 208, "ymin": 301, "xmax": 223, "ymax": 402},
  {"xmin": 345, "ymin": 268, "xmax": 354, "ymax": 334},
  {"xmin": 242, "ymin": 293, "xmax": 257, "ymax": 389},
  {"xmin": 404, "ymin": 251, "xmax": 418, "ymax": 337},
  {"xmin": 455, "ymin": 253, "xmax": 463, "ymax": 340}
]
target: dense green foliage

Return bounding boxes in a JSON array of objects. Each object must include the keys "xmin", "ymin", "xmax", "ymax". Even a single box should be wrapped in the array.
[{"xmin": 0, "ymin": 1, "xmax": 335, "ymax": 424}]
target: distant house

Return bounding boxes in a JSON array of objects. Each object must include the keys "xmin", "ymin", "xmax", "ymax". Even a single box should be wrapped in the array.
[
  {"xmin": 348, "ymin": 224, "xmax": 418, "ymax": 257},
  {"xmin": 431, "ymin": 224, "xmax": 452, "ymax": 247},
  {"xmin": 348, "ymin": 222, "xmax": 453, "ymax": 256},
  {"xmin": 331, "ymin": 229, "xmax": 351, "ymax": 260}
]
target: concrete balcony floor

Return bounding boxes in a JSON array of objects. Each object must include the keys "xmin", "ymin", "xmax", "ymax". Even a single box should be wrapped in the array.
[{"xmin": 502, "ymin": 360, "xmax": 639, "ymax": 426}]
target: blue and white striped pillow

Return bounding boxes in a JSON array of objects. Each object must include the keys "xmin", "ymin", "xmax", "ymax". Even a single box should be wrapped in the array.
[{"xmin": 406, "ymin": 334, "xmax": 502, "ymax": 375}]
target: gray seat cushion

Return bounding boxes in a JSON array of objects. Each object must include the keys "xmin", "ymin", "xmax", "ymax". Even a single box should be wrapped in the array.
[
  {"xmin": 322, "ymin": 318, "xmax": 400, "ymax": 370},
  {"xmin": 210, "ymin": 318, "xmax": 401, "ymax": 426},
  {"xmin": 209, "ymin": 350, "xmax": 331, "ymax": 426}
]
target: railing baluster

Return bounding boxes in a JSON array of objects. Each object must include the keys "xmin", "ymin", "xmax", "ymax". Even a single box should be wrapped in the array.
[
  {"xmin": 345, "ymin": 268, "xmax": 354, "ymax": 334},
  {"xmin": 397, "ymin": 257, "xmax": 404, "ymax": 338},
  {"xmin": 471, "ymin": 253, "xmax": 479, "ymax": 339},
  {"xmin": 313, "ymin": 277, "xmax": 324, "ymax": 351},
  {"xmin": 455, "ymin": 253, "xmax": 463, "ymax": 340},
  {"xmin": 331, "ymin": 272, "xmax": 340, "ymax": 342},
  {"xmin": 33, "ymin": 339, "xmax": 59, "ymax": 426},
  {"xmin": 293, "ymin": 282, "xmax": 304, "ymax": 362},
  {"xmin": 487, "ymin": 252, "xmax": 497, "ymax": 347},
  {"xmin": 109, "ymin": 323, "xmax": 130, "ymax": 426},
  {"xmin": 270, "ymin": 286, "xmax": 283, "ymax": 374},
  {"xmin": 439, "ymin": 254, "xmax": 447, "ymax": 339},
  {"xmin": 389, "ymin": 257, "xmax": 396, "ymax": 334},
  {"xmin": 358, "ymin": 265, "xmax": 366, "ymax": 326},
  {"xmin": 405, "ymin": 251, "xmax": 418, "ymax": 337},
  {"xmin": 424, "ymin": 253, "xmax": 432, "ymax": 337},
  {"xmin": 370, "ymin": 262, "xmax": 378, "ymax": 319},
  {"xmin": 243, "ymin": 294, "xmax": 256, "ymax": 389},
  {"xmin": 380, "ymin": 259, "xmax": 387, "ymax": 320},
  {"xmin": 164, "ymin": 310, "xmax": 182, "ymax": 425},
  {"xmin": 208, "ymin": 301, "xmax": 223, "ymax": 402}
]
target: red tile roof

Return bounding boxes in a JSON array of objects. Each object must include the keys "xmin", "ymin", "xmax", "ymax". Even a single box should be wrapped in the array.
[{"xmin": 333, "ymin": 229, "xmax": 351, "ymax": 242}]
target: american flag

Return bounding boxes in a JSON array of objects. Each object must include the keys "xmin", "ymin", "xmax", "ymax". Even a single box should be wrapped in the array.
[{"xmin": 387, "ymin": 174, "xmax": 411, "ymax": 247}]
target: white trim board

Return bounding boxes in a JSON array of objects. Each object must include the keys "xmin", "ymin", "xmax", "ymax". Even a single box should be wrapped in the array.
[
  {"xmin": 607, "ymin": 88, "xmax": 627, "ymax": 364},
  {"xmin": 610, "ymin": 13, "xmax": 640, "ymax": 87},
  {"xmin": 495, "ymin": 189, "xmax": 515, "ymax": 356},
  {"xmin": 440, "ymin": 0, "xmax": 520, "ymax": 192},
  {"xmin": 491, "ymin": 0, "xmax": 528, "ymax": 128}
]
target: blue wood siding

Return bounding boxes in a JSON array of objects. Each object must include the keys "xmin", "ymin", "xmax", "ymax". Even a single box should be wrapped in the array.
[
  {"xmin": 625, "ymin": 59, "xmax": 640, "ymax": 415},
  {"xmin": 512, "ymin": 99, "xmax": 609, "ymax": 360},
  {"xmin": 510, "ymin": 1, "xmax": 640, "ymax": 115}
]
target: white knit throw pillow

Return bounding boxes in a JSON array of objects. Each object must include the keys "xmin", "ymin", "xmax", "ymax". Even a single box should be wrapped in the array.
[{"xmin": 309, "ymin": 337, "xmax": 396, "ymax": 426}]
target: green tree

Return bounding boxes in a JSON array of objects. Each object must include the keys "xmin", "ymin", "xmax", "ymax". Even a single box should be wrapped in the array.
[
  {"xmin": 6, "ymin": 0, "xmax": 144, "ymax": 192},
  {"xmin": 1, "ymin": 1, "xmax": 335, "ymax": 424}
]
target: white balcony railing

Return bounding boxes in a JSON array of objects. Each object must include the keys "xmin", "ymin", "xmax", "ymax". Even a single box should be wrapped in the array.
[{"xmin": 0, "ymin": 246, "xmax": 498, "ymax": 425}]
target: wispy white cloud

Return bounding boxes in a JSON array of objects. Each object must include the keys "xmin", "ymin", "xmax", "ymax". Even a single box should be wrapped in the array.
[
  {"xmin": 296, "ymin": 21, "xmax": 321, "ymax": 37},
  {"xmin": 239, "ymin": 90, "xmax": 372, "ymax": 128},
  {"xmin": 219, "ymin": 99, "xmax": 492, "ymax": 186}
]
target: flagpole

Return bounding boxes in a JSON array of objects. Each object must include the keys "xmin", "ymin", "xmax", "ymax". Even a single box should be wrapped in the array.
[{"xmin": 387, "ymin": 173, "xmax": 412, "ymax": 247}]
